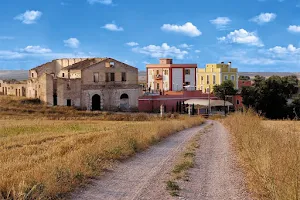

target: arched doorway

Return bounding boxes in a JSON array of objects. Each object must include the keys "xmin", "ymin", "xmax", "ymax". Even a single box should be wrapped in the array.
[
  {"xmin": 120, "ymin": 93, "xmax": 129, "ymax": 110},
  {"xmin": 92, "ymin": 94, "xmax": 101, "ymax": 111}
]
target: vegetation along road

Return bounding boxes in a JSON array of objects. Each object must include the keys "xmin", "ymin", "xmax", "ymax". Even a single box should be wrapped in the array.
[{"xmin": 73, "ymin": 121, "xmax": 251, "ymax": 200}]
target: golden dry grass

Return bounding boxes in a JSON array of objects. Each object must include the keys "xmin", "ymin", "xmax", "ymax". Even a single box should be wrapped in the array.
[
  {"xmin": 0, "ymin": 96, "xmax": 204, "ymax": 199},
  {"xmin": 223, "ymin": 111, "xmax": 300, "ymax": 200}
]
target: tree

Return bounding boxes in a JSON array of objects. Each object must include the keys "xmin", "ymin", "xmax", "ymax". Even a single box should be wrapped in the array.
[
  {"xmin": 241, "ymin": 75, "xmax": 299, "ymax": 119},
  {"xmin": 213, "ymin": 80, "xmax": 237, "ymax": 116},
  {"xmin": 239, "ymin": 75, "xmax": 250, "ymax": 80}
]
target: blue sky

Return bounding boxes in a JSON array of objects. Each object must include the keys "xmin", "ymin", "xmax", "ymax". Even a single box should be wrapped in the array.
[{"xmin": 1, "ymin": 0, "xmax": 300, "ymax": 72}]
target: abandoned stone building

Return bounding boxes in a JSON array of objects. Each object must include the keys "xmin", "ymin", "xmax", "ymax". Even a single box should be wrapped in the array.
[
  {"xmin": 0, "ymin": 80, "xmax": 27, "ymax": 96},
  {"xmin": 1, "ymin": 58, "xmax": 142, "ymax": 111}
]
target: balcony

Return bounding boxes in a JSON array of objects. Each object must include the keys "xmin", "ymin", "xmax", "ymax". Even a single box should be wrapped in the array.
[{"xmin": 155, "ymin": 74, "xmax": 162, "ymax": 80}]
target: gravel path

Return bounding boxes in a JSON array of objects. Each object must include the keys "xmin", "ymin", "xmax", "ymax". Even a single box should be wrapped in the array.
[
  {"xmin": 179, "ymin": 121, "xmax": 251, "ymax": 200},
  {"xmin": 72, "ymin": 121, "xmax": 251, "ymax": 200},
  {"xmin": 73, "ymin": 122, "xmax": 209, "ymax": 200}
]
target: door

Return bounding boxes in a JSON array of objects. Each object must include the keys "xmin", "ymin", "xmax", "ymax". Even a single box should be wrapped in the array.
[{"xmin": 92, "ymin": 94, "xmax": 101, "ymax": 111}]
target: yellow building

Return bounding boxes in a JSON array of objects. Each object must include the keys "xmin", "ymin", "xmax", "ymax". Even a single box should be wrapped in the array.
[{"xmin": 197, "ymin": 62, "xmax": 238, "ymax": 93}]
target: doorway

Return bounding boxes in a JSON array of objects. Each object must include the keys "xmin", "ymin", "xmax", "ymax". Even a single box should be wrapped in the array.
[{"xmin": 92, "ymin": 94, "xmax": 101, "ymax": 111}]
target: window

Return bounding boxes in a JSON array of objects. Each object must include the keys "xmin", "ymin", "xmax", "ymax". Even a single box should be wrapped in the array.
[
  {"xmin": 237, "ymin": 100, "xmax": 240, "ymax": 105},
  {"xmin": 156, "ymin": 70, "xmax": 159, "ymax": 75},
  {"xmin": 122, "ymin": 72, "xmax": 127, "ymax": 82},
  {"xmin": 206, "ymin": 88, "xmax": 210, "ymax": 93},
  {"xmin": 93, "ymin": 72, "xmax": 99, "ymax": 83},
  {"xmin": 185, "ymin": 82, "xmax": 190, "ymax": 86},
  {"xmin": 39, "ymin": 85, "xmax": 40, "ymax": 88},
  {"xmin": 201, "ymin": 76, "xmax": 204, "ymax": 84},
  {"xmin": 157, "ymin": 83, "xmax": 160, "ymax": 89},
  {"xmin": 110, "ymin": 62, "xmax": 115, "ymax": 67},
  {"xmin": 62, "ymin": 73, "xmax": 65, "ymax": 78},
  {"xmin": 164, "ymin": 70, "xmax": 169, "ymax": 75},
  {"xmin": 110, "ymin": 73, "xmax": 115, "ymax": 82},
  {"xmin": 207, "ymin": 75, "xmax": 210, "ymax": 84},
  {"xmin": 31, "ymin": 73, "xmax": 34, "ymax": 78},
  {"xmin": 185, "ymin": 69, "xmax": 190, "ymax": 75},
  {"xmin": 231, "ymin": 75, "xmax": 235, "ymax": 81},
  {"xmin": 67, "ymin": 99, "xmax": 71, "ymax": 107},
  {"xmin": 105, "ymin": 73, "xmax": 109, "ymax": 82},
  {"xmin": 67, "ymin": 83, "xmax": 71, "ymax": 90},
  {"xmin": 225, "ymin": 75, "xmax": 228, "ymax": 80},
  {"xmin": 213, "ymin": 75, "xmax": 216, "ymax": 84}
]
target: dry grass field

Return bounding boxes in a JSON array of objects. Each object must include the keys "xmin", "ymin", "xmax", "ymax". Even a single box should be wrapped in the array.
[
  {"xmin": 223, "ymin": 111, "xmax": 300, "ymax": 200},
  {"xmin": 0, "ymin": 96, "xmax": 204, "ymax": 199}
]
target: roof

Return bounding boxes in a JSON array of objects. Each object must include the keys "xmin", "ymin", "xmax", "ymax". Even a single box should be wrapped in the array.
[
  {"xmin": 64, "ymin": 58, "xmax": 107, "ymax": 70},
  {"xmin": 184, "ymin": 99, "xmax": 233, "ymax": 107}
]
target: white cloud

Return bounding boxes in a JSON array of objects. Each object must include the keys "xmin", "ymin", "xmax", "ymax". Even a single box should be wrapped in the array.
[
  {"xmin": 178, "ymin": 43, "xmax": 193, "ymax": 49},
  {"xmin": 102, "ymin": 23, "xmax": 124, "ymax": 31},
  {"xmin": 142, "ymin": 61, "xmax": 150, "ymax": 64},
  {"xmin": 87, "ymin": 0, "xmax": 112, "ymax": 5},
  {"xmin": 218, "ymin": 29, "xmax": 264, "ymax": 47},
  {"xmin": 126, "ymin": 42, "xmax": 139, "ymax": 46},
  {"xmin": 0, "ymin": 36, "xmax": 14, "ymax": 40},
  {"xmin": 161, "ymin": 22, "xmax": 202, "ymax": 37},
  {"xmin": 21, "ymin": 46, "xmax": 52, "ymax": 54},
  {"xmin": 133, "ymin": 43, "xmax": 188, "ymax": 59},
  {"xmin": 14, "ymin": 10, "xmax": 42, "ymax": 24},
  {"xmin": 64, "ymin": 38, "xmax": 80, "ymax": 48},
  {"xmin": 268, "ymin": 44, "xmax": 300, "ymax": 54},
  {"xmin": 250, "ymin": 13, "xmax": 276, "ymax": 24},
  {"xmin": 210, "ymin": 17, "xmax": 231, "ymax": 29},
  {"xmin": 0, "ymin": 51, "xmax": 23, "ymax": 59},
  {"xmin": 195, "ymin": 50, "xmax": 201, "ymax": 53},
  {"xmin": 288, "ymin": 25, "xmax": 300, "ymax": 33}
]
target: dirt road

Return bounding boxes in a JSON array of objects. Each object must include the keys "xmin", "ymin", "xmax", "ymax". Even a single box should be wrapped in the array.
[{"xmin": 73, "ymin": 121, "xmax": 251, "ymax": 200}]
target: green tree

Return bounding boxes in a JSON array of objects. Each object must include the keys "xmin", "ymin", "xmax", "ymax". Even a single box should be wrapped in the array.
[
  {"xmin": 238, "ymin": 75, "xmax": 250, "ymax": 80},
  {"xmin": 241, "ymin": 75, "xmax": 299, "ymax": 119},
  {"xmin": 213, "ymin": 80, "xmax": 237, "ymax": 116}
]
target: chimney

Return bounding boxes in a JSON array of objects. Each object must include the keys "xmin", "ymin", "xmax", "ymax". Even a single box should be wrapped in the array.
[{"xmin": 228, "ymin": 62, "xmax": 232, "ymax": 68}]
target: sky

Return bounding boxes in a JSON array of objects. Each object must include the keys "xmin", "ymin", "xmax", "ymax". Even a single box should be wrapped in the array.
[{"xmin": 1, "ymin": 0, "xmax": 300, "ymax": 72}]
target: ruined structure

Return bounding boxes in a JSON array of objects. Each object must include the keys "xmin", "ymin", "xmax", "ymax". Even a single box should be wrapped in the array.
[{"xmin": 1, "ymin": 58, "xmax": 142, "ymax": 111}]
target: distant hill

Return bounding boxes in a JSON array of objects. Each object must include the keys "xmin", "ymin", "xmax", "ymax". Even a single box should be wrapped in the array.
[
  {"xmin": 0, "ymin": 70, "xmax": 28, "ymax": 80},
  {"xmin": 1, "ymin": 70, "xmax": 300, "ymax": 82}
]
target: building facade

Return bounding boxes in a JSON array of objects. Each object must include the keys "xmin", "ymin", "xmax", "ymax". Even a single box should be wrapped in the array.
[
  {"xmin": 1, "ymin": 58, "xmax": 142, "ymax": 111},
  {"xmin": 0, "ymin": 80, "xmax": 27, "ymax": 96},
  {"xmin": 197, "ymin": 62, "xmax": 238, "ymax": 93},
  {"xmin": 146, "ymin": 58, "xmax": 197, "ymax": 92}
]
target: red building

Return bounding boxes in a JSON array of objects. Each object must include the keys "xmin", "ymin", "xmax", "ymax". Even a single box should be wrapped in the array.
[
  {"xmin": 138, "ymin": 91, "xmax": 217, "ymax": 113},
  {"xmin": 234, "ymin": 80, "xmax": 253, "ymax": 110}
]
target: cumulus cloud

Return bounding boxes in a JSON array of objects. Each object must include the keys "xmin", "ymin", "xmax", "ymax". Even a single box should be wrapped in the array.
[
  {"xmin": 102, "ymin": 23, "xmax": 123, "ymax": 31},
  {"xmin": 133, "ymin": 43, "xmax": 188, "ymax": 59},
  {"xmin": 210, "ymin": 17, "xmax": 231, "ymax": 29},
  {"xmin": 195, "ymin": 50, "xmax": 201, "ymax": 53},
  {"xmin": 178, "ymin": 43, "xmax": 193, "ymax": 49},
  {"xmin": 87, "ymin": 0, "xmax": 112, "ymax": 5},
  {"xmin": 288, "ymin": 25, "xmax": 300, "ymax": 33},
  {"xmin": 268, "ymin": 44, "xmax": 300, "ymax": 57},
  {"xmin": 126, "ymin": 42, "xmax": 139, "ymax": 46},
  {"xmin": 14, "ymin": 10, "xmax": 42, "ymax": 24},
  {"xmin": 218, "ymin": 29, "xmax": 264, "ymax": 47},
  {"xmin": 161, "ymin": 22, "xmax": 202, "ymax": 37},
  {"xmin": 64, "ymin": 38, "xmax": 80, "ymax": 48},
  {"xmin": 0, "ymin": 51, "xmax": 23, "ymax": 59},
  {"xmin": 21, "ymin": 46, "xmax": 52, "ymax": 54},
  {"xmin": 250, "ymin": 13, "xmax": 276, "ymax": 24}
]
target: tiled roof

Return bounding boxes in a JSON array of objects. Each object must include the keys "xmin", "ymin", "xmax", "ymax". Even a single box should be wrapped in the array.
[{"xmin": 64, "ymin": 58, "xmax": 107, "ymax": 70}]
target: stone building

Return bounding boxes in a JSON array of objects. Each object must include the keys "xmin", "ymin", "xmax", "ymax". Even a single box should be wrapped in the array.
[
  {"xmin": 2, "ymin": 57, "xmax": 141, "ymax": 111},
  {"xmin": 0, "ymin": 80, "xmax": 27, "ymax": 96}
]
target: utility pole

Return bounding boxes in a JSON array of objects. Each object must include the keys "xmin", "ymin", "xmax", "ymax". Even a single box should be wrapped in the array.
[{"xmin": 208, "ymin": 85, "xmax": 211, "ymax": 115}]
